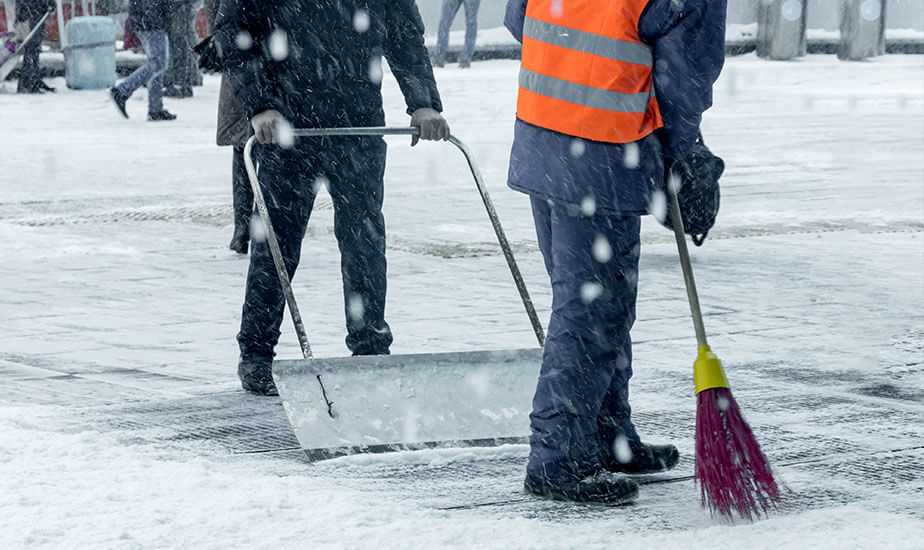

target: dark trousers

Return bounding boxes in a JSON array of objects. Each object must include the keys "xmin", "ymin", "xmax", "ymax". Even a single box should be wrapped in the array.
[
  {"xmin": 231, "ymin": 145, "xmax": 253, "ymax": 235},
  {"xmin": 16, "ymin": 9, "xmax": 45, "ymax": 92},
  {"xmin": 238, "ymin": 138, "xmax": 393, "ymax": 358},
  {"xmin": 437, "ymin": 0, "xmax": 481, "ymax": 64},
  {"xmin": 526, "ymin": 197, "xmax": 642, "ymax": 486},
  {"xmin": 164, "ymin": 1, "xmax": 194, "ymax": 89}
]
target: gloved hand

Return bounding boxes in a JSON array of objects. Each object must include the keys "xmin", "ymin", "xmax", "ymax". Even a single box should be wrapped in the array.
[
  {"xmin": 13, "ymin": 22, "xmax": 31, "ymax": 42},
  {"xmin": 193, "ymin": 35, "xmax": 222, "ymax": 73},
  {"xmin": 251, "ymin": 110, "xmax": 289, "ymax": 145},
  {"xmin": 410, "ymin": 108, "xmax": 450, "ymax": 146}
]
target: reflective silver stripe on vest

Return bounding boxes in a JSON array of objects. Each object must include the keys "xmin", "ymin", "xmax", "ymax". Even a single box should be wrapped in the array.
[
  {"xmin": 523, "ymin": 16, "xmax": 653, "ymax": 67},
  {"xmin": 519, "ymin": 69, "xmax": 651, "ymax": 113}
]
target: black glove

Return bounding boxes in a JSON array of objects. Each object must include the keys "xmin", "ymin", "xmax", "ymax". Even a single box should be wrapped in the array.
[
  {"xmin": 194, "ymin": 35, "xmax": 223, "ymax": 74},
  {"xmin": 656, "ymin": 133, "xmax": 724, "ymax": 247}
]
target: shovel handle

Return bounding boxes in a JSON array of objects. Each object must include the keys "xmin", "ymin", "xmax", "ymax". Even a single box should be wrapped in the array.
[
  {"xmin": 243, "ymin": 127, "xmax": 546, "ymax": 358},
  {"xmin": 292, "ymin": 127, "xmax": 419, "ymax": 137},
  {"xmin": 447, "ymin": 135, "xmax": 546, "ymax": 347},
  {"xmin": 243, "ymin": 137, "xmax": 315, "ymax": 361}
]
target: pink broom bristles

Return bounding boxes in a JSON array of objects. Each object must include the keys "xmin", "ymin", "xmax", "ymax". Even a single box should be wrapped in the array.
[{"xmin": 696, "ymin": 387, "xmax": 781, "ymax": 520}]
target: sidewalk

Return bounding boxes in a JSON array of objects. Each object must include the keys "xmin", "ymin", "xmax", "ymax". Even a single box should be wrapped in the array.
[{"xmin": 1, "ymin": 56, "xmax": 923, "ymax": 548}]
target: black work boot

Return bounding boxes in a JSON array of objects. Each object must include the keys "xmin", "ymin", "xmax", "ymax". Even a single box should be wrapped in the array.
[
  {"xmin": 110, "ymin": 87, "xmax": 129, "ymax": 119},
  {"xmin": 148, "ymin": 110, "xmax": 177, "ymax": 122},
  {"xmin": 603, "ymin": 443, "xmax": 680, "ymax": 475},
  {"xmin": 238, "ymin": 354, "xmax": 278, "ymax": 396},
  {"xmin": 525, "ymin": 471, "xmax": 639, "ymax": 505}
]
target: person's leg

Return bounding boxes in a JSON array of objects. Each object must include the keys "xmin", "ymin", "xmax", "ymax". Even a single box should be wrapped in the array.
[
  {"xmin": 461, "ymin": 0, "xmax": 481, "ymax": 66},
  {"xmin": 116, "ymin": 31, "xmax": 158, "ymax": 100},
  {"xmin": 167, "ymin": 4, "xmax": 192, "ymax": 94},
  {"xmin": 144, "ymin": 31, "xmax": 169, "ymax": 115},
  {"xmin": 436, "ymin": 0, "xmax": 462, "ymax": 66},
  {"xmin": 229, "ymin": 145, "xmax": 254, "ymax": 254},
  {"xmin": 326, "ymin": 137, "xmax": 393, "ymax": 356},
  {"xmin": 237, "ymin": 145, "xmax": 317, "ymax": 365},
  {"xmin": 162, "ymin": 8, "xmax": 178, "ymax": 89},
  {"xmin": 16, "ymin": 12, "xmax": 46, "ymax": 93},
  {"xmin": 595, "ymin": 292, "xmax": 641, "ymax": 462},
  {"xmin": 526, "ymin": 199, "xmax": 642, "ymax": 489}
]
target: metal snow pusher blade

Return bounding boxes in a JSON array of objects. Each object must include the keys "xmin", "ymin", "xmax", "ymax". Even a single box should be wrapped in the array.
[
  {"xmin": 243, "ymin": 127, "xmax": 545, "ymax": 461},
  {"xmin": 274, "ymin": 349, "xmax": 542, "ymax": 460}
]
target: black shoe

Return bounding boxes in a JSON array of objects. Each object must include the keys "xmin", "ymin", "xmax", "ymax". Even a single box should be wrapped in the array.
[
  {"xmin": 238, "ymin": 355, "xmax": 278, "ymax": 396},
  {"xmin": 525, "ymin": 471, "xmax": 639, "ymax": 505},
  {"xmin": 459, "ymin": 60, "xmax": 471, "ymax": 69},
  {"xmin": 110, "ymin": 87, "xmax": 129, "ymax": 118},
  {"xmin": 148, "ymin": 110, "xmax": 177, "ymax": 122},
  {"xmin": 433, "ymin": 56, "xmax": 446, "ymax": 68},
  {"xmin": 37, "ymin": 81, "xmax": 56, "ymax": 93},
  {"xmin": 603, "ymin": 443, "xmax": 680, "ymax": 475},
  {"xmin": 17, "ymin": 84, "xmax": 45, "ymax": 94},
  {"xmin": 163, "ymin": 85, "xmax": 193, "ymax": 98},
  {"xmin": 228, "ymin": 227, "xmax": 249, "ymax": 255}
]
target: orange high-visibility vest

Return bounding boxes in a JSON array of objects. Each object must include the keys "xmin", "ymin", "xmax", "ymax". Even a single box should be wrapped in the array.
[{"xmin": 517, "ymin": 0, "xmax": 663, "ymax": 144}]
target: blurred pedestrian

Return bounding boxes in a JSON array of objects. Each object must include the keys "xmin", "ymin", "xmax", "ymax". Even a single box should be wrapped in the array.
[
  {"xmin": 15, "ymin": 0, "xmax": 55, "ymax": 94},
  {"xmin": 163, "ymin": 0, "xmax": 196, "ymax": 98},
  {"xmin": 435, "ymin": 0, "xmax": 481, "ymax": 68},
  {"xmin": 205, "ymin": 0, "xmax": 252, "ymax": 254},
  {"xmin": 110, "ymin": 0, "xmax": 177, "ymax": 121}
]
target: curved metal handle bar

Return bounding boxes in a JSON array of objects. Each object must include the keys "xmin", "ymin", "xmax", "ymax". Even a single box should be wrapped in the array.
[
  {"xmin": 445, "ymin": 135, "xmax": 546, "ymax": 347},
  {"xmin": 243, "ymin": 126, "xmax": 546, "ymax": 363},
  {"xmin": 243, "ymin": 137, "xmax": 315, "ymax": 361},
  {"xmin": 292, "ymin": 127, "xmax": 420, "ymax": 137}
]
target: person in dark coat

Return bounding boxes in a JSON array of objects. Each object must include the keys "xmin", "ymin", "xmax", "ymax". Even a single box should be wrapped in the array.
[
  {"xmin": 205, "ymin": 0, "xmax": 252, "ymax": 254},
  {"xmin": 14, "ymin": 0, "xmax": 55, "ymax": 94},
  {"xmin": 214, "ymin": 0, "xmax": 450, "ymax": 395},
  {"xmin": 110, "ymin": 0, "xmax": 177, "ymax": 121},
  {"xmin": 434, "ymin": 0, "xmax": 481, "ymax": 68},
  {"xmin": 163, "ymin": 0, "xmax": 197, "ymax": 98},
  {"xmin": 505, "ymin": 0, "xmax": 727, "ymax": 502}
]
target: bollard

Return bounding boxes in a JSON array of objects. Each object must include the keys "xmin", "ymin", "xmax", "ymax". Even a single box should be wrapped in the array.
[
  {"xmin": 757, "ymin": 0, "xmax": 809, "ymax": 60},
  {"xmin": 64, "ymin": 16, "xmax": 116, "ymax": 89},
  {"xmin": 839, "ymin": 0, "xmax": 887, "ymax": 61}
]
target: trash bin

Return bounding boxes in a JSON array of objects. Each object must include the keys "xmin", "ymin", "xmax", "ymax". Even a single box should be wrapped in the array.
[
  {"xmin": 64, "ymin": 16, "xmax": 117, "ymax": 89},
  {"xmin": 839, "ymin": 0, "xmax": 887, "ymax": 60},
  {"xmin": 757, "ymin": 0, "xmax": 809, "ymax": 60}
]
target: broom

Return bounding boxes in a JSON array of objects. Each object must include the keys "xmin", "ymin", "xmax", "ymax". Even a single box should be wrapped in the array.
[{"xmin": 668, "ymin": 188, "xmax": 781, "ymax": 520}]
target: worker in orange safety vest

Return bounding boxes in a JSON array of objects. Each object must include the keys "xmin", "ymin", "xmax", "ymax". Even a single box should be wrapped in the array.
[{"xmin": 505, "ymin": 0, "xmax": 728, "ymax": 504}]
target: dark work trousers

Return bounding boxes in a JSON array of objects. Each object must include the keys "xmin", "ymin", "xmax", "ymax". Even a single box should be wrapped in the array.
[
  {"xmin": 526, "ymin": 197, "xmax": 643, "ymax": 487},
  {"xmin": 15, "ymin": 9, "xmax": 46, "ymax": 93},
  {"xmin": 231, "ymin": 145, "xmax": 253, "ymax": 237},
  {"xmin": 238, "ymin": 137, "xmax": 393, "ymax": 358},
  {"xmin": 164, "ymin": 2, "xmax": 193, "ymax": 89}
]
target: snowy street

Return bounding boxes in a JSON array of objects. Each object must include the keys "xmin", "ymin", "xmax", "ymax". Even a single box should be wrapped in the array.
[{"xmin": 1, "ymin": 55, "xmax": 923, "ymax": 548}]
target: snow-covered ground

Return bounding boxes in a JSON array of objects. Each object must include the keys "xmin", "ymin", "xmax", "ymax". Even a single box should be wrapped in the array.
[{"xmin": 1, "ymin": 55, "xmax": 923, "ymax": 549}]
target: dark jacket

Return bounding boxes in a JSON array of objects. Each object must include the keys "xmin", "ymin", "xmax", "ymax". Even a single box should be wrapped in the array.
[
  {"xmin": 204, "ymin": 0, "xmax": 249, "ymax": 146},
  {"xmin": 129, "ymin": 0, "xmax": 171, "ymax": 32},
  {"xmin": 15, "ymin": 0, "xmax": 54, "ymax": 22},
  {"xmin": 213, "ymin": 0, "xmax": 442, "ymax": 128},
  {"xmin": 505, "ymin": 0, "xmax": 727, "ymax": 215}
]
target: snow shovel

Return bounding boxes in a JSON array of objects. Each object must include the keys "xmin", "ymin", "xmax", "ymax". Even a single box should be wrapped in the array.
[
  {"xmin": 243, "ymin": 127, "xmax": 545, "ymax": 461},
  {"xmin": 0, "ymin": 10, "xmax": 52, "ymax": 84}
]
